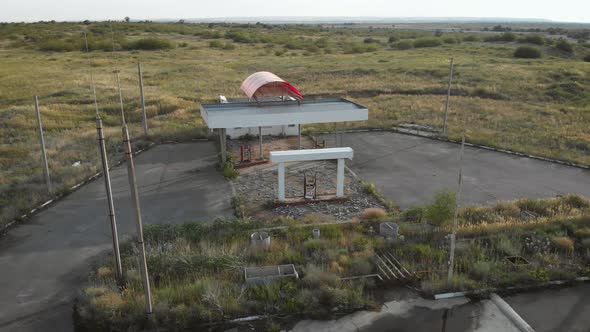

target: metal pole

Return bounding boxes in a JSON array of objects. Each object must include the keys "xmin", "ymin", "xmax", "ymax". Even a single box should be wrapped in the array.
[
  {"xmin": 298, "ymin": 124, "xmax": 302, "ymax": 150},
  {"xmin": 447, "ymin": 133, "xmax": 465, "ymax": 285},
  {"xmin": 34, "ymin": 96, "xmax": 53, "ymax": 194},
  {"xmin": 115, "ymin": 71, "xmax": 126, "ymax": 124},
  {"xmin": 138, "ymin": 63, "xmax": 148, "ymax": 135},
  {"xmin": 96, "ymin": 116, "xmax": 123, "ymax": 284},
  {"xmin": 258, "ymin": 126, "xmax": 263, "ymax": 159},
  {"xmin": 122, "ymin": 124, "xmax": 152, "ymax": 314},
  {"xmin": 219, "ymin": 128, "xmax": 227, "ymax": 164},
  {"xmin": 443, "ymin": 57, "xmax": 454, "ymax": 135}
]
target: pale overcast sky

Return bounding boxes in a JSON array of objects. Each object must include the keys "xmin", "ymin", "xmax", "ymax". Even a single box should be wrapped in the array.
[{"xmin": 1, "ymin": 0, "xmax": 588, "ymax": 23}]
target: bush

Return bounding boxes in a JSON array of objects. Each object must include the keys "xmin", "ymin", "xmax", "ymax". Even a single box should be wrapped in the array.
[
  {"xmin": 128, "ymin": 37, "xmax": 172, "ymax": 50},
  {"xmin": 424, "ymin": 190, "xmax": 456, "ymax": 226},
  {"xmin": 514, "ymin": 46, "xmax": 542, "ymax": 58},
  {"xmin": 388, "ymin": 36, "xmax": 399, "ymax": 43},
  {"xmin": 443, "ymin": 37, "xmax": 458, "ymax": 44},
  {"xmin": 413, "ymin": 37, "xmax": 442, "ymax": 48},
  {"xmin": 361, "ymin": 208, "xmax": 387, "ymax": 220},
  {"xmin": 396, "ymin": 40, "xmax": 413, "ymax": 50},
  {"xmin": 552, "ymin": 236, "xmax": 574, "ymax": 253},
  {"xmin": 222, "ymin": 163, "xmax": 239, "ymax": 179},
  {"xmin": 470, "ymin": 261, "xmax": 493, "ymax": 281},
  {"xmin": 584, "ymin": 55, "xmax": 590, "ymax": 62},
  {"xmin": 38, "ymin": 39, "xmax": 78, "ymax": 52},
  {"xmin": 555, "ymin": 39, "xmax": 574, "ymax": 53},
  {"xmin": 518, "ymin": 34, "xmax": 545, "ymax": 45},
  {"xmin": 462, "ymin": 35, "xmax": 479, "ymax": 42}
]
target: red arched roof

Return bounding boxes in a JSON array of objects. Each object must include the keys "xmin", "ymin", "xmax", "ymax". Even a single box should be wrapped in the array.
[{"xmin": 240, "ymin": 71, "xmax": 303, "ymax": 101}]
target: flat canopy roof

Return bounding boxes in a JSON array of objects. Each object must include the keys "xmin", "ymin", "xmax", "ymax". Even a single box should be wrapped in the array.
[{"xmin": 200, "ymin": 98, "xmax": 368, "ymax": 129}]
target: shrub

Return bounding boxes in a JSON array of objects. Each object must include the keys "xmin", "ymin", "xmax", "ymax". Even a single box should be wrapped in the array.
[
  {"xmin": 462, "ymin": 35, "xmax": 479, "ymax": 42},
  {"xmin": 443, "ymin": 37, "xmax": 458, "ymax": 44},
  {"xmin": 514, "ymin": 46, "xmax": 542, "ymax": 58},
  {"xmin": 555, "ymin": 39, "xmax": 574, "ymax": 53},
  {"xmin": 396, "ymin": 40, "xmax": 413, "ymax": 50},
  {"xmin": 402, "ymin": 206, "xmax": 424, "ymax": 222},
  {"xmin": 470, "ymin": 261, "xmax": 493, "ymax": 281},
  {"xmin": 222, "ymin": 163, "xmax": 239, "ymax": 179},
  {"xmin": 496, "ymin": 235, "xmax": 520, "ymax": 256},
  {"xmin": 552, "ymin": 236, "xmax": 574, "ymax": 253},
  {"xmin": 424, "ymin": 190, "xmax": 456, "ymax": 226},
  {"xmin": 413, "ymin": 37, "xmax": 442, "ymax": 48},
  {"xmin": 518, "ymin": 34, "xmax": 545, "ymax": 45},
  {"xmin": 388, "ymin": 36, "xmax": 399, "ymax": 43},
  {"xmin": 39, "ymin": 39, "xmax": 78, "ymax": 52},
  {"xmin": 346, "ymin": 256, "xmax": 373, "ymax": 276},
  {"xmin": 209, "ymin": 40, "xmax": 222, "ymax": 48},
  {"xmin": 361, "ymin": 208, "xmax": 387, "ymax": 220},
  {"xmin": 529, "ymin": 268, "xmax": 550, "ymax": 283},
  {"xmin": 485, "ymin": 32, "xmax": 516, "ymax": 42},
  {"xmin": 128, "ymin": 37, "xmax": 172, "ymax": 50},
  {"xmin": 584, "ymin": 55, "xmax": 590, "ymax": 62}
]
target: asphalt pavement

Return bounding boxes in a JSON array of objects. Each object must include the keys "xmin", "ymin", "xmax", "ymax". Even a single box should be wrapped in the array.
[
  {"xmin": 0, "ymin": 142, "xmax": 232, "ymax": 332},
  {"xmin": 321, "ymin": 131, "xmax": 590, "ymax": 208}
]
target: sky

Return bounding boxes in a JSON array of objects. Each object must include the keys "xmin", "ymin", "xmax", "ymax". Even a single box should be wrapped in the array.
[{"xmin": 1, "ymin": 0, "xmax": 588, "ymax": 23}]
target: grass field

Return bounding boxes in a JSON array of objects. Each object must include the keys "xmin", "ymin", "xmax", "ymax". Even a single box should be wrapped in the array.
[{"xmin": 0, "ymin": 22, "xmax": 590, "ymax": 226}]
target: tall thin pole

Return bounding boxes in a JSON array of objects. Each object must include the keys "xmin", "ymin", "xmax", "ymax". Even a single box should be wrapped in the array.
[
  {"xmin": 96, "ymin": 116, "xmax": 123, "ymax": 284},
  {"xmin": 443, "ymin": 57, "xmax": 454, "ymax": 135},
  {"xmin": 258, "ymin": 126, "xmax": 263, "ymax": 159},
  {"xmin": 115, "ymin": 71, "xmax": 126, "ymax": 124},
  {"xmin": 122, "ymin": 124, "xmax": 152, "ymax": 314},
  {"xmin": 34, "ymin": 96, "xmax": 53, "ymax": 194},
  {"xmin": 298, "ymin": 124, "xmax": 302, "ymax": 150},
  {"xmin": 138, "ymin": 63, "xmax": 148, "ymax": 135},
  {"xmin": 447, "ymin": 133, "xmax": 465, "ymax": 285}
]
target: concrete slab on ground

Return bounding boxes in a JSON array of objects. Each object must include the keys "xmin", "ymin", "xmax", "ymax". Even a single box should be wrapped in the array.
[
  {"xmin": 503, "ymin": 284, "xmax": 590, "ymax": 332},
  {"xmin": 290, "ymin": 296, "xmax": 519, "ymax": 332},
  {"xmin": 0, "ymin": 142, "xmax": 232, "ymax": 332},
  {"xmin": 320, "ymin": 131, "xmax": 590, "ymax": 208}
]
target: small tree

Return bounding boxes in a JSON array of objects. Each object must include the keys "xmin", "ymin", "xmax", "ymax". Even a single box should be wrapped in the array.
[{"xmin": 424, "ymin": 190, "xmax": 456, "ymax": 226}]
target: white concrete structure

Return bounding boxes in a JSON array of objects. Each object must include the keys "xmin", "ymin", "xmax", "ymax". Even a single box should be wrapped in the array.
[
  {"xmin": 201, "ymin": 98, "xmax": 368, "ymax": 162},
  {"xmin": 270, "ymin": 147, "xmax": 354, "ymax": 201},
  {"xmin": 201, "ymin": 98, "xmax": 368, "ymax": 129}
]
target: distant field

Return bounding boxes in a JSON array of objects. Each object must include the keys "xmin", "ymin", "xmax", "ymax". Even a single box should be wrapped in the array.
[{"xmin": 0, "ymin": 21, "xmax": 589, "ymax": 226}]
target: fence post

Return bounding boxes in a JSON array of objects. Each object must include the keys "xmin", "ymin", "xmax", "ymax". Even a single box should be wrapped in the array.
[
  {"xmin": 34, "ymin": 96, "xmax": 53, "ymax": 194},
  {"xmin": 443, "ymin": 57, "xmax": 454, "ymax": 135},
  {"xmin": 447, "ymin": 133, "xmax": 465, "ymax": 285},
  {"xmin": 96, "ymin": 116, "xmax": 124, "ymax": 285},
  {"xmin": 138, "ymin": 63, "xmax": 148, "ymax": 136},
  {"xmin": 122, "ymin": 124, "xmax": 152, "ymax": 314}
]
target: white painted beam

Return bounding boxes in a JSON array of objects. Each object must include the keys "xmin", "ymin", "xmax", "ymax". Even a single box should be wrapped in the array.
[{"xmin": 270, "ymin": 147, "xmax": 353, "ymax": 163}]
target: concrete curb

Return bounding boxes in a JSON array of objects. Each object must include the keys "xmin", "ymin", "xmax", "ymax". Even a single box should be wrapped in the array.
[
  {"xmin": 433, "ymin": 276, "xmax": 590, "ymax": 300},
  {"xmin": 490, "ymin": 293, "xmax": 535, "ymax": 332},
  {"xmin": 0, "ymin": 141, "xmax": 162, "ymax": 236},
  {"xmin": 312, "ymin": 127, "xmax": 590, "ymax": 171}
]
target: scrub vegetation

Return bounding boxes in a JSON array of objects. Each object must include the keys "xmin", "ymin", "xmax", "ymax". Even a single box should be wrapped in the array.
[
  {"xmin": 76, "ymin": 194, "xmax": 590, "ymax": 330},
  {"xmin": 1, "ymin": 21, "xmax": 590, "ymax": 227}
]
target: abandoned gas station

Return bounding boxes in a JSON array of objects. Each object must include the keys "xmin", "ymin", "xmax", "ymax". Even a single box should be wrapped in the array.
[{"xmin": 200, "ymin": 71, "xmax": 368, "ymax": 203}]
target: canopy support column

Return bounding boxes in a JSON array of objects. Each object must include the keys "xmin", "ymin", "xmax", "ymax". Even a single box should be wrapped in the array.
[
  {"xmin": 337, "ymin": 158, "xmax": 345, "ymax": 197},
  {"xmin": 259, "ymin": 126, "xmax": 263, "ymax": 159},
  {"xmin": 298, "ymin": 124, "xmax": 302, "ymax": 150},
  {"xmin": 219, "ymin": 128, "xmax": 227, "ymax": 164},
  {"xmin": 278, "ymin": 162, "xmax": 285, "ymax": 201}
]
